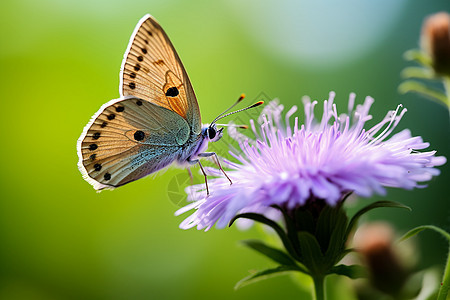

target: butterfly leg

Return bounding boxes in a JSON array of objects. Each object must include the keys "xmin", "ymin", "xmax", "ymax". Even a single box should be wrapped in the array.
[
  {"xmin": 198, "ymin": 152, "xmax": 232, "ymax": 185},
  {"xmin": 187, "ymin": 158, "xmax": 210, "ymax": 195},
  {"xmin": 186, "ymin": 167, "xmax": 194, "ymax": 185}
]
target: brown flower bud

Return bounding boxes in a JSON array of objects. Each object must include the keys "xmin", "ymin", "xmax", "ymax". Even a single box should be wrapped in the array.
[
  {"xmin": 421, "ymin": 12, "xmax": 450, "ymax": 76},
  {"xmin": 353, "ymin": 223, "xmax": 409, "ymax": 297}
]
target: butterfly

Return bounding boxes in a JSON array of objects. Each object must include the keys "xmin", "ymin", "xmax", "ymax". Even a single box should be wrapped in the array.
[{"xmin": 77, "ymin": 14, "xmax": 262, "ymax": 193}]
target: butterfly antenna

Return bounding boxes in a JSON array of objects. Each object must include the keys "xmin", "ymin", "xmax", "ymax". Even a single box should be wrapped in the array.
[
  {"xmin": 211, "ymin": 94, "xmax": 246, "ymax": 124},
  {"xmin": 212, "ymin": 101, "xmax": 264, "ymax": 123},
  {"xmin": 215, "ymin": 123, "xmax": 249, "ymax": 129}
]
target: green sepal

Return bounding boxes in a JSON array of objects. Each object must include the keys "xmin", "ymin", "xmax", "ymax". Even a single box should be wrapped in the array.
[
  {"xmin": 278, "ymin": 207, "xmax": 302, "ymax": 256},
  {"xmin": 297, "ymin": 231, "xmax": 324, "ymax": 275},
  {"xmin": 323, "ymin": 207, "xmax": 348, "ymax": 268},
  {"xmin": 241, "ymin": 239, "xmax": 307, "ymax": 272},
  {"xmin": 230, "ymin": 213, "xmax": 301, "ymax": 261},
  {"xmin": 398, "ymin": 80, "xmax": 448, "ymax": 107},
  {"xmin": 234, "ymin": 265, "xmax": 301, "ymax": 290},
  {"xmin": 329, "ymin": 264, "xmax": 367, "ymax": 279},
  {"xmin": 345, "ymin": 201, "xmax": 411, "ymax": 241},
  {"xmin": 293, "ymin": 208, "xmax": 315, "ymax": 234},
  {"xmin": 315, "ymin": 204, "xmax": 348, "ymax": 260},
  {"xmin": 315, "ymin": 205, "xmax": 337, "ymax": 253}
]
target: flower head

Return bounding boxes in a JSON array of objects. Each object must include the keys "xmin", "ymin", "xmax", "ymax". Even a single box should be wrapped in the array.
[{"xmin": 176, "ymin": 92, "xmax": 446, "ymax": 231}]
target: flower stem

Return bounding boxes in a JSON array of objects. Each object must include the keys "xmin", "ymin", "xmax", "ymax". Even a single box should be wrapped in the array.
[
  {"xmin": 443, "ymin": 76, "xmax": 450, "ymax": 115},
  {"xmin": 313, "ymin": 276, "xmax": 325, "ymax": 300},
  {"xmin": 437, "ymin": 244, "xmax": 450, "ymax": 300}
]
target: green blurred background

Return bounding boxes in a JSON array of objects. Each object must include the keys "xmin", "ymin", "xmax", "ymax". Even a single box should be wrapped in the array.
[{"xmin": 1, "ymin": 0, "xmax": 449, "ymax": 299}]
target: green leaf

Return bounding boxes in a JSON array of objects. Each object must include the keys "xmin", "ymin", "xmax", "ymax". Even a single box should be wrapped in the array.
[
  {"xmin": 230, "ymin": 213, "xmax": 301, "ymax": 261},
  {"xmin": 398, "ymin": 80, "xmax": 448, "ymax": 107},
  {"xmin": 401, "ymin": 66, "xmax": 435, "ymax": 80},
  {"xmin": 241, "ymin": 240, "xmax": 304, "ymax": 270},
  {"xmin": 329, "ymin": 264, "xmax": 367, "ymax": 279},
  {"xmin": 398, "ymin": 225, "xmax": 450, "ymax": 300},
  {"xmin": 339, "ymin": 248, "xmax": 356, "ymax": 260},
  {"xmin": 345, "ymin": 201, "xmax": 411, "ymax": 241},
  {"xmin": 403, "ymin": 49, "xmax": 432, "ymax": 67},
  {"xmin": 297, "ymin": 231, "xmax": 324, "ymax": 275},
  {"xmin": 235, "ymin": 265, "xmax": 300, "ymax": 290},
  {"xmin": 399, "ymin": 225, "xmax": 450, "ymax": 243}
]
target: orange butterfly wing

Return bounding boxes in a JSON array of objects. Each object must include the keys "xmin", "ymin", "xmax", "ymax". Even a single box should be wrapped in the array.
[{"xmin": 119, "ymin": 14, "xmax": 202, "ymax": 135}]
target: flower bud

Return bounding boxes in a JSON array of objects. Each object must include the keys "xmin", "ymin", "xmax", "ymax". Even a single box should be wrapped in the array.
[
  {"xmin": 353, "ymin": 223, "xmax": 409, "ymax": 297},
  {"xmin": 421, "ymin": 12, "xmax": 450, "ymax": 76}
]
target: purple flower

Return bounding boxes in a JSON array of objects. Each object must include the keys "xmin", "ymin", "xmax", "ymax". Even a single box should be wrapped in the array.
[{"xmin": 176, "ymin": 92, "xmax": 446, "ymax": 231}]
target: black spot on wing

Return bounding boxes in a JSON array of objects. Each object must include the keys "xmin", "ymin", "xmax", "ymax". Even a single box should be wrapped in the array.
[
  {"xmin": 165, "ymin": 87, "xmax": 179, "ymax": 97},
  {"xmin": 134, "ymin": 130, "xmax": 145, "ymax": 141}
]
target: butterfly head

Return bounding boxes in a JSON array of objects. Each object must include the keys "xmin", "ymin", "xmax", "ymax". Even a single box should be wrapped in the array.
[
  {"xmin": 202, "ymin": 95, "xmax": 264, "ymax": 144},
  {"xmin": 203, "ymin": 124, "xmax": 223, "ymax": 142}
]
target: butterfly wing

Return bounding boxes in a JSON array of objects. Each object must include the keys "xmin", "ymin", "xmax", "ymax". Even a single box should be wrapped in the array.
[
  {"xmin": 77, "ymin": 96, "xmax": 191, "ymax": 190},
  {"xmin": 120, "ymin": 14, "xmax": 202, "ymax": 135}
]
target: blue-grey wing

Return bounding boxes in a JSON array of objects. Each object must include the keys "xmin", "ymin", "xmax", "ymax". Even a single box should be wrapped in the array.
[{"xmin": 77, "ymin": 96, "xmax": 191, "ymax": 190}]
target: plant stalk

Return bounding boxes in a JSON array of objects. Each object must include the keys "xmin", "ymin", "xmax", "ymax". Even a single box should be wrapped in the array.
[
  {"xmin": 313, "ymin": 275, "xmax": 325, "ymax": 300},
  {"xmin": 443, "ymin": 76, "xmax": 450, "ymax": 116},
  {"xmin": 437, "ymin": 244, "xmax": 450, "ymax": 300}
]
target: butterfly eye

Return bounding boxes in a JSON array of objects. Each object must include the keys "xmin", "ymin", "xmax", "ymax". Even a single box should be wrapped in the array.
[{"xmin": 208, "ymin": 127, "xmax": 216, "ymax": 139}]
